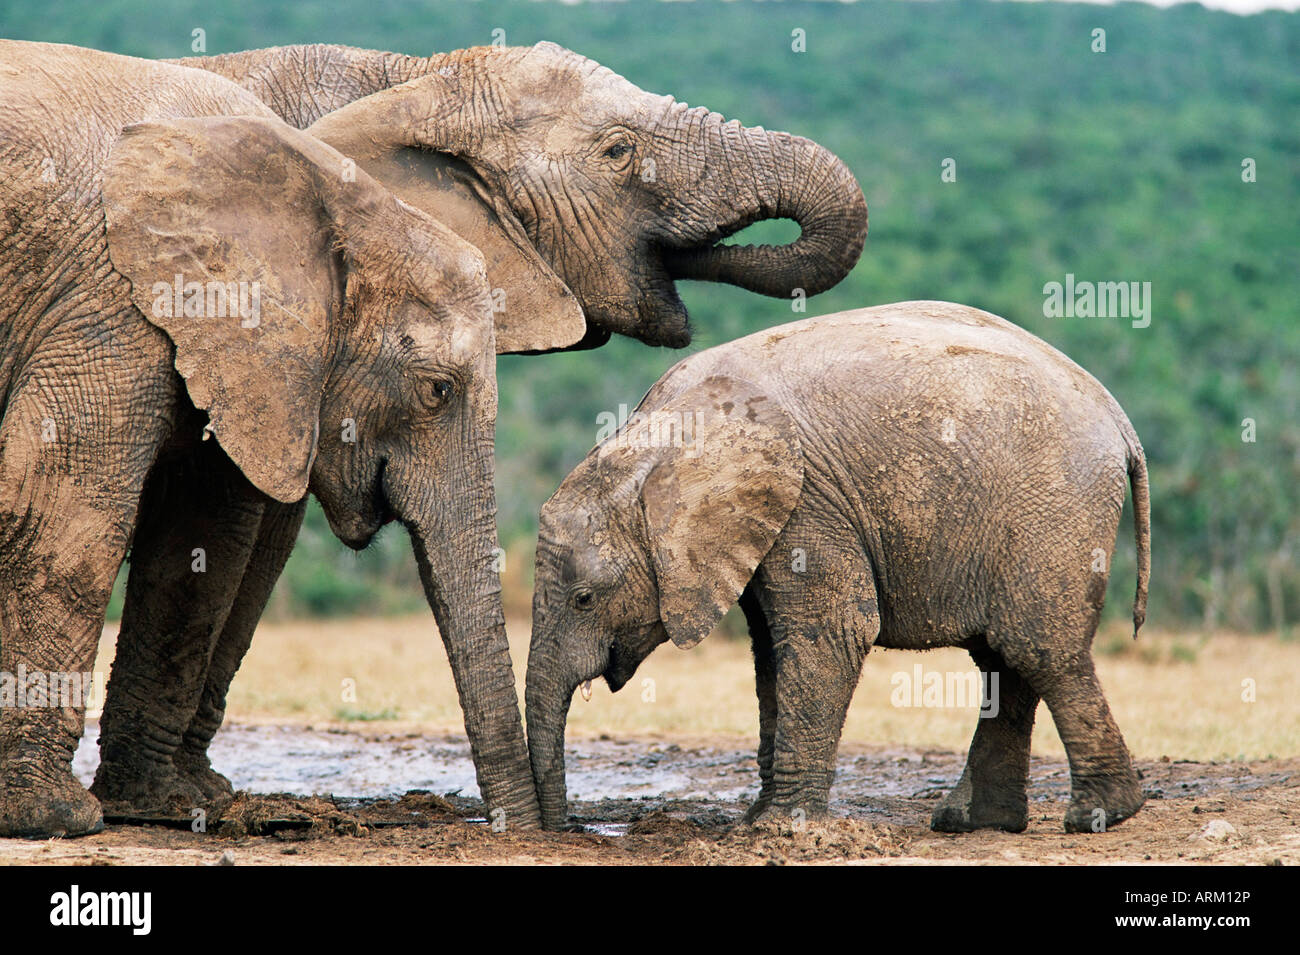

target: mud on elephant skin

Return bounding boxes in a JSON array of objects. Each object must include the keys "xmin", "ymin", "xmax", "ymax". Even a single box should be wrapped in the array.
[
  {"xmin": 0, "ymin": 42, "xmax": 532, "ymax": 836},
  {"xmin": 526, "ymin": 302, "xmax": 1151, "ymax": 835}
]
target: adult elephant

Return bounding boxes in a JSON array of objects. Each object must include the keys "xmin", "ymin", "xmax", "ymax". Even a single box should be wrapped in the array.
[
  {"xmin": 177, "ymin": 42, "xmax": 868, "ymax": 348},
  {"xmin": 0, "ymin": 41, "xmax": 538, "ymax": 837},
  {"xmin": 91, "ymin": 41, "xmax": 869, "ymax": 825}
]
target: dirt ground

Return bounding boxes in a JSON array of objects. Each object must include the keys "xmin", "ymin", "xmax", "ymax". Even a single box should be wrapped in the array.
[
  {"xmin": 1, "ymin": 621, "xmax": 1296, "ymax": 865},
  {"xmin": 2, "ymin": 730, "xmax": 1297, "ymax": 865}
]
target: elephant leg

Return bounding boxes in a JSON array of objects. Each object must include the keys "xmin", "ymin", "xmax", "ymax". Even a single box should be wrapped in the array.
[
  {"xmin": 0, "ymin": 356, "xmax": 174, "ymax": 837},
  {"xmin": 1037, "ymin": 657, "xmax": 1144, "ymax": 833},
  {"xmin": 931, "ymin": 638, "xmax": 1039, "ymax": 833},
  {"xmin": 174, "ymin": 498, "xmax": 306, "ymax": 800},
  {"xmin": 0, "ymin": 495, "xmax": 134, "ymax": 837},
  {"xmin": 745, "ymin": 519, "xmax": 878, "ymax": 825},
  {"xmin": 91, "ymin": 443, "xmax": 264, "ymax": 816},
  {"xmin": 739, "ymin": 583, "xmax": 777, "ymax": 824}
]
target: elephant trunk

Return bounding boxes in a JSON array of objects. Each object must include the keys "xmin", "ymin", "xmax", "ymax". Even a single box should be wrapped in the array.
[
  {"xmin": 524, "ymin": 601, "xmax": 577, "ymax": 830},
  {"xmin": 401, "ymin": 454, "xmax": 540, "ymax": 830},
  {"xmin": 525, "ymin": 668, "xmax": 574, "ymax": 831},
  {"xmin": 666, "ymin": 121, "xmax": 868, "ymax": 299}
]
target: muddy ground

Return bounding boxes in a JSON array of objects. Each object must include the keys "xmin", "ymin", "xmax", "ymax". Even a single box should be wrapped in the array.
[{"xmin": 2, "ymin": 723, "xmax": 1297, "ymax": 865}]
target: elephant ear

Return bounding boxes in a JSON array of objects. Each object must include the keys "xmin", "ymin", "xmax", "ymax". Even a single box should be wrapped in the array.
[
  {"xmin": 307, "ymin": 89, "xmax": 586, "ymax": 354},
  {"xmin": 103, "ymin": 116, "xmax": 347, "ymax": 503},
  {"xmin": 634, "ymin": 375, "xmax": 804, "ymax": 649}
]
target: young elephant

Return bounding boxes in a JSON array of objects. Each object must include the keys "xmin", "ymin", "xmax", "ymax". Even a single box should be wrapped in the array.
[{"xmin": 526, "ymin": 301, "xmax": 1151, "ymax": 834}]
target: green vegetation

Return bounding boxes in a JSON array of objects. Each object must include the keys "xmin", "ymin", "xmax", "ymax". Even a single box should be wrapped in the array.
[{"xmin": 12, "ymin": 0, "xmax": 1295, "ymax": 630}]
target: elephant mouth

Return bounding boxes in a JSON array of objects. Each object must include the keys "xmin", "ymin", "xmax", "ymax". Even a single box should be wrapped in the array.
[
  {"xmin": 609, "ymin": 239, "xmax": 710, "ymax": 350},
  {"xmin": 364, "ymin": 457, "xmax": 397, "ymax": 533},
  {"xmin": 569, "ymin": 224, "xmax": 768, "ymax": 351},
  {"xmin": 600, "ymin": 641, "xmax": 638, "ymax": 694},
  {"xmin": 646, "ymin": 225, "xmax": 761, "ymax": 347},
  {"xmin": 325, "ymin": 459, "xmax": 394, "ymax": 551},
  {"xmin": 643, "ymin": 256, "xmax": 693, "ymax": 348}
]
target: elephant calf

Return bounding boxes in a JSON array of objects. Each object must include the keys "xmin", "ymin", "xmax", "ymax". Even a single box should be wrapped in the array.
[{"xmin": 526, "ymin": 301, "xmax": 1151, "ymax": 833}]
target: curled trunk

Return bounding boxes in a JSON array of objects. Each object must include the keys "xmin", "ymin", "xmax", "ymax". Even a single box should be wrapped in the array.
[{"xmin": 665, "ymin": 123, "xmax": 868, "ymax": 299}]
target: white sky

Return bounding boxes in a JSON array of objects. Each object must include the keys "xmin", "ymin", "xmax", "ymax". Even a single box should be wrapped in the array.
[
  {"xmin": 653, "ymin": 0, "xmax": 1300, "ymax": 15},
  {"xmin": 1005, "ymin": 0, "xmax": 1298, "ymax": 14}
]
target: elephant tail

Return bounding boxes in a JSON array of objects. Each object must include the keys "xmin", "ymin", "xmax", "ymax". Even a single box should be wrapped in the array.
[{"xmin": 1125, "ymin": 435, "xmax": 1151, "ymax": 639}]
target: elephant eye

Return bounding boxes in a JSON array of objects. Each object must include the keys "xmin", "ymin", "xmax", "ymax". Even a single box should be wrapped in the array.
[
  {"xmin": 571, "ymin": 588, "xmax": 595, "ymax": 611},
  {"xmin": 422, "ymin": 378, "xmax": 454, "ymax": 411},
  {"xmin": 602, "ymin": 141, "xmax": 633, "ymax": 163}
]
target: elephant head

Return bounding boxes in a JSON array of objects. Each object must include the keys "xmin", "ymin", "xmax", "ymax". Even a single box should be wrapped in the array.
[
  {"xmin": 526, "ymin": 374, "xmax": 804, "ymax": 828},
  {"xmin": 102, "ymin": 115, "xmax": 538, "ymax": 825},
  {"xmin": 305, "ymin": 42, "xmax": 868, "ymax": 350}
]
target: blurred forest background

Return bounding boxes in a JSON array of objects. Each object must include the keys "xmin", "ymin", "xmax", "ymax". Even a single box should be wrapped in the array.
[{"xmin": 5, "ymin": 0, "xmax": 1296, "ymax": 632}]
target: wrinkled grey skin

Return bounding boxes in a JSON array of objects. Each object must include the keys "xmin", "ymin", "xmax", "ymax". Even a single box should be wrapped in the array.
[
  {"xmin": 0, "ymin": 42, "xmax": 535, "ymax": 835},
  {"xmin": 527, "ymin": 302, "xmax": 1151, "ymax": 834},
  {"xmin": 176, "ymin": 42, "xmax": 868, "ymax": 347},
  {"xmin": 91, "ymin": 41, "xmax": 867, "ymax": 829}
]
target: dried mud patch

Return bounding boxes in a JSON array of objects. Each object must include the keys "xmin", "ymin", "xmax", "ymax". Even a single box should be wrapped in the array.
[
  {"xmin": 666, "ymin": 817, "xmax": 913, "ymax": 865},
  {"xmin": 213, "ymin": 790, "xmax": 463, "ymax": 839}
]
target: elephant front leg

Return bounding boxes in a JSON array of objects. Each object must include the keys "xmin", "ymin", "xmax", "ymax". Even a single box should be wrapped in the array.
[
  {"xmin": 0, "ymin": 553, "xmax": 120, "ymax": 838},
  {"xmin": 739, "ymin": 585, "xmax": 777, "ymax": 823},
  {"xmin": 0, "ymin": 382, "xmax": 173, "ymax": 837},
  {"xmin": 744, "ymin": 526, "xmax": 878, "ymax": 828},
  {"xmin": 91, "ymin": 448, "xmax": 264, "ymax": 817},
  {"xmin": 931, "ymin": 640, "xmax": 1039, "ymax": 833},
  {"xmin": 174, "ymin": 498, "xmax": 306, "ymax": 800}
]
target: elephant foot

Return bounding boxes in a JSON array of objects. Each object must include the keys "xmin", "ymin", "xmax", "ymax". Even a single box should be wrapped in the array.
[
  {"xmin": 1062, "ymin": 774, "xmax": 1145, "ymax": 833},
  {"xmin": 174, "ymin": 749, "xmax": 236, "ymax": 808},
  {"xmin": 90, "ymin": 761, "xmax": 209, "ymax": 819},
  {"xmin": 0, "ymin": 773, "xmax": 104, "ymax": 839},
  {"xmin": 741, "ymin": 796, "xmax": 772, "ymax": 825},
  {"xmin": 744, "ymin": 800, "xmax": 829, "ymax": 834},
  {"xmin": 930, "ymin": 780, "xmax": 1029, "ymax": 833}
]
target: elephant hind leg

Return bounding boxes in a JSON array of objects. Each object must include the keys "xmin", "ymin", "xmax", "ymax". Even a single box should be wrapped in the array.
[
  {"xmin": 931, "ymin": 637, "xmax": 1039, "ymax": 833},
  {"xmin": 174, "ymin": 497, "xmax": 307, "ymax": 800},
  {"xmin": 1037, "ymin": 658, "xmax": 1144, "ymax": 833},
  {"xmin": 92, "ymin": 440, "xmax": 264, "ymax": 817}
]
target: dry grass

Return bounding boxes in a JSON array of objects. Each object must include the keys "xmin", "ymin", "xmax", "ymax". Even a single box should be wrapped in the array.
[{"xmin": 93, "ymin": 619, "xmax": 1299, "ymax": 762}]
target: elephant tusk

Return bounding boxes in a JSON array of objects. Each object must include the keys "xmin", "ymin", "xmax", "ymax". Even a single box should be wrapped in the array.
[{"xmin": 580, "ymin": 680, "xmax": 592, "ymax": 702}]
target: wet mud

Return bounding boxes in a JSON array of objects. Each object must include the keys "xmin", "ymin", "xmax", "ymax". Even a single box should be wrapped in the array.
[{"xmin": 1, "ymin": 722, "xmax": 1293, "ymax": 865}]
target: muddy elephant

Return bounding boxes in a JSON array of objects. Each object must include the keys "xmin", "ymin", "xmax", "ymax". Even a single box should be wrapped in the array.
[
  {"xmin": 80, "ymin": 41, "xmax": 867, "ymax": 829},
  {"xmin": 178, "ymin": 41, "xmax": 869, "ymax": 348},
  {"xmin": 0, "ymin": 41, "xmax": 526, "ymax": 836},
  {"xmin": 526, "ymin": 302, "xmax": 1151, "ymax": 834}
]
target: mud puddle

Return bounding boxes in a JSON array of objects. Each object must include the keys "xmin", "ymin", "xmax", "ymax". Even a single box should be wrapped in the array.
[
  {"xmin": 71, "ymin": 721, "xmax": 1296, "ymax": 833},
  {"xmin": 71, "ymin": 722, "xmax": 1011, "ymax": 820}
]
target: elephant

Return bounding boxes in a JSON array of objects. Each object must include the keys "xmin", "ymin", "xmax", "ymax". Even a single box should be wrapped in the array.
[
  {"xmin": 525, "ymin": 301, "xmax": 1151, "ymax": 834},
  {"xmin": 176, "ymin": 41, "xmax": 869, "ymax": 349},
  {"xmin": 0, "ymin": 41, "xmax": 531, "ymax": 836},
  {"xmin": 81, "ymin": 41, "xmax": 869, "ymax": 826}
]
